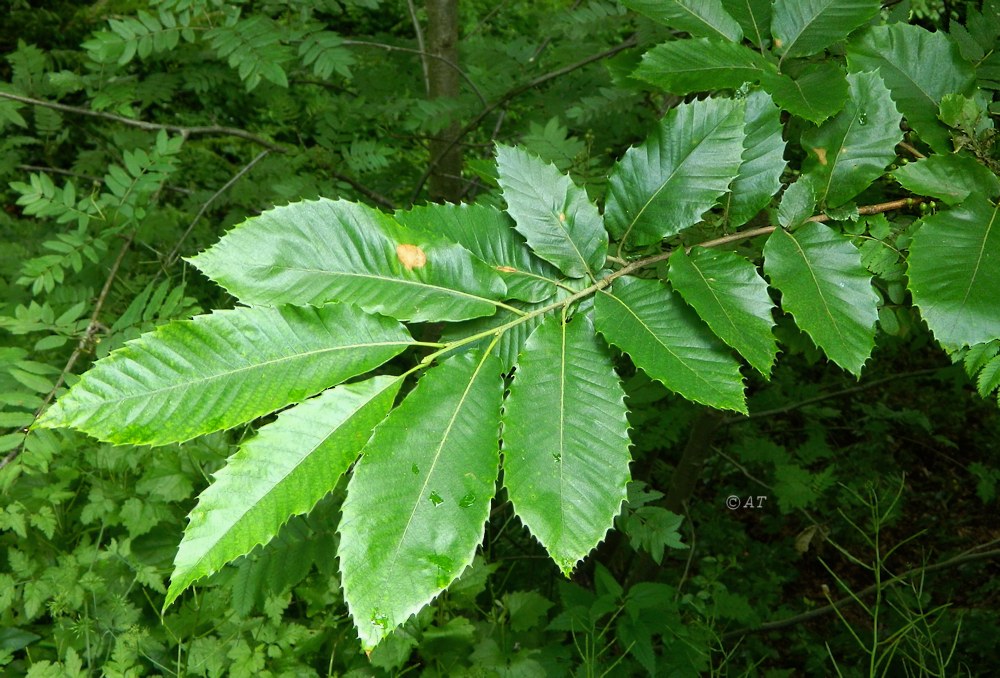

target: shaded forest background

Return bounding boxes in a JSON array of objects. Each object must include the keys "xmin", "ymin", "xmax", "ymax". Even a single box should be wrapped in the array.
[{"xmin": 1, "ymin": 0, "xmax": 999, "ymax": 675}]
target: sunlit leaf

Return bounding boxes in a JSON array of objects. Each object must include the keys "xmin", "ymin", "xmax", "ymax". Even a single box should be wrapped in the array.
[
  {"xmin": 395, "ymin": 202, "xmax": 560, "ymax": 303},
  {"xmin": 724, "ymin": 90, "xmax": 786, "ymax": 227},
  {"xmin": 339, "ymin": 352, "xmax": 502, "ymax": 650},
  {"xmin": 621, "ymin": 0, "xmax": 742, "ymax": 42},
  {"xmin": 503, "ymin": 313, "xmax": 631, "ymax": 575},
  {"xmin": 761, "ymin": 62, "xmax": 848, "ymax": 124},
  {"xmin": 771, "ymin": 0, "xmax": 880, "ymax": 60},
  {"xmin": 37, "ymin": 304, "xmax": 412, "ymax": 445},
  {"xmin": 847, "ymin": 23, "xmax": 976, "ymax": 153},
  {"xmin": 634, "ymin": 39, "xmax": 774, "ymax": 95},
  {"xmin": 764, "ymin": 223, "xmax": 878, "ymax": 375},
  {"xmin": 189, "ymin": 198, "xmax": 506, "ymax": 322},
  {"xmin": 908, "ymin": 195, "xmax": 1000, "ymax": 348},
  {"xmin": 721, "ymin": 0, "xmax": 772, "ymax": 47},
  {"xmin": 893, "ymin": 154, "xmax": 1000, "ymax": 205},
  {"xmin": 165, "ymin": 376, "xmax": 403, "ymax": 607}
]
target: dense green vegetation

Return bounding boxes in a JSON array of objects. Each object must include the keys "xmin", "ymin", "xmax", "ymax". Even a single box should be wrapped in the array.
[{"xmin": 2, "ymin": 1, "xmax": 999, "ymax": 675}]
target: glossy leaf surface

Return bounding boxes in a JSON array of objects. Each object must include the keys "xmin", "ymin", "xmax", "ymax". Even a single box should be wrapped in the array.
[
  {"xmin": 847, "ymin": 24, "xmax": 976, "ymax": 153},
  {"xmin": 495, "ymin": 145, "xmax": 607, "ymax": 279},
  {"xmin": 165, "ymin": 376, "xmax": 403, "ymax": 606},
  {"xmin": 595, "ymin": 276, "xmax": 746, "ymax": 412},
  {"xmin": 621, "ymin": 0, "xmax": 742, "ymax": 42},
  {"xmin": 634, "ymin": 39, "xmax": 773, "ymax": 95},
  {"xmin": 395, "ymin": 202, "xmax": 560, "ymax": 303},
  {"xmin": 605, "ymin": 97, "xmax": 745, "ymax": 247},
  {"xmin": 340, "ymin": 352, "xmax": 503, "ymax": 650},
  {"xmin": 724, "ymin": 90, "xmax": 786, "ymax": 228},
  {"xmin": 721, "ymin": 0, "xmax": 772, "ymax": 47},
  {"xmin": 908, "ymin": 195, "xmax": 1000, "ymax": 348},
  {"xmin": 800, "ymin": 71, "xmax": 901, "ymax": 208},
  {"xmin": 669, "ymin": 248, "xmax": 777, "ymax": 376},
  {"xmin": 503, "ymin": 314, "xmax": 631, "ymax": 575},
  {"xmin": 894, "ymin": 154, "xmax": 1000, "ymax": 205},
  {"xmin": 771, "ymin": 0, "xmax": 880, "ymax": 60},
  {"xmin": 764, "ymin": 223, "xmax": 878, "ymax": 375},
  {"xmin": 189, "ymin": 198, "xmax": 506, "ymax": 322},
  {"xmin": 761, "ymin": 62, "xmax": 848, "ymax": 124},
  {"xmin": 37, "ymin": 304, "xmax": 412, "ymax": 445}
]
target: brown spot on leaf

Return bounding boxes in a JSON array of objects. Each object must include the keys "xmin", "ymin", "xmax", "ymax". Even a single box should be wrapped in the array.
[
  {"xmin": 812, "ymin": 147, "xmax": 828, "ymax": 165},
  {"xmin": 396, "ymin": 244, "xmax": 427, "ymax": 271}
]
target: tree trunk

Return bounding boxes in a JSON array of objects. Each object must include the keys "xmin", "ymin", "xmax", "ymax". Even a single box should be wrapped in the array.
[{"xmin": 425, "ymin": 0, "xmax": 463, "ymax": 201}]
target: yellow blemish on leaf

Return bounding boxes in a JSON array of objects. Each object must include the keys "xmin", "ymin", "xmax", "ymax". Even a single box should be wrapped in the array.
[
  {"xmin": 813, "ymin": 147, "xmax": 828, "ymax": 165},
  {"xmin": 558, "ymin": 212, "xmax": 567, "ymax": 222},
  {"xmin": 396, "ymin": 244, "xmax": 427, "ymax": 270},
  {"xmin": 496, "ymin": 265, "xmax": 518, "ymax": 273},
  {"xmin": 774, "ymin": 38, "xmax": 783, "ymax": 49}
]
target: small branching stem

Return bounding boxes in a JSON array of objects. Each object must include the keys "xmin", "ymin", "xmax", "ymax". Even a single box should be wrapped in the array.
[
  {"xmin": 413, "ymin": 195, "xmax": 923, "ymax": 374},
  {"xmin": 2, "ymin": 232, "xmax": 135, "ymax": 471}
]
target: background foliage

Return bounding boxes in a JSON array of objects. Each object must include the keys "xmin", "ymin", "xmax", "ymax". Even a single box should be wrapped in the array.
[{"xmin": 1, "ymin": 0, "xmax": 999, "ymax": 675}]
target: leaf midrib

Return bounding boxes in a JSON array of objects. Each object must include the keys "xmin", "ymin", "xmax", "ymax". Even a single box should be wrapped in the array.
[
  {"xmin": 243, "ymin": 264, "xmax": 502, "ymax": 309},
  {"xmin": 381, "ymin": 352, "xmax": 494, "ymax": 603},
  {"xmin": 604, "ymin": 289, "xmax": 728, "ymax": 400},
  {"xmin": 178, "ymin": 382, "xmax": 395, "ymax": 585},
  {"xmin": 69, "ymin": 339, "xmax": 409, "ymax": 410},
  {"xmin": 619, "ymin": 108, "xmax": 737, "ymax": 246},
  {"xmin": 779, "ymin": 0, "xmax": 836, "ymax": 59}
]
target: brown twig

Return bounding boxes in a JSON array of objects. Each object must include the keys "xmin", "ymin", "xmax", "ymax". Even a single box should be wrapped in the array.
[
  {"xmin": 1, "ymin": 233, "xmax": 135, "ymax": 471},
  {"xmin": 409, "ymin": 37, "xmax": 640, "ymax": 203},
  {"xmin": 343, "ymin": 39, "xmax": 487, "ymax": 106},
  {"xmin": 721, "ymin": 543, "xmax": 1000, "ymax": 641},
  {"xmin": 0, "ymin": 91, "xmax": 285, "ymax": 151},
  {"xmin": 164, "ymin": 150, "xmax": 270, "ymax": 267},
  {"xmin": 898, "ymin": 140, "xmax": 927, "ymax": 160},
  {"xmin": 722, "ymin": 367, "xmax": 946, "ymax": 424},
  {"xmin": 806, "ymin": 197, "xmax": 925, "ymax": 223},
  {"xmin": 329, "ymin": 169, "xmax": 396, "ymax": 210}
]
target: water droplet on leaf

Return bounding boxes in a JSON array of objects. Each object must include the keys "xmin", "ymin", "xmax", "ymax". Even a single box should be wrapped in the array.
[
  {"xmin": 411, "ymin": 463, "xmax": 419, "ymax": 475},
  {"xmin": 459, "ymin": 492, "xmax": 476, "ymax": 508},
  {"xmin": 429, "ymin": 490, "xmax": 444, "ymax": 506}
]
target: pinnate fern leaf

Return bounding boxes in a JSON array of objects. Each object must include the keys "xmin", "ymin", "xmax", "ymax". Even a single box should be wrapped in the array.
[{"xmin": 37, "ymin": 304, "xmax": 412, "ymax": 445}]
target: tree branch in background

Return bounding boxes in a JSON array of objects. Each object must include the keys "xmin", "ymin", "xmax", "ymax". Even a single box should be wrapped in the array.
[
  {"xmin": 1, "ymin": 233, "xmax": 135, "ymax": 471},
  {"xmin": 722, "ymin": 542, "xmax": 1000, "ymax": 641},
  {"xmin": 0, "ymin": 91, "xmax": 286, "ymax": 151},
  {"xmin": 409, "ymin": 37, "xmax": 640, "ymax": 203},
  {"xmin": 342, "ymin": 39, "xmax": 487, "ymax": 106},
  {"xmin": 425, "ymin": 0, "xmax": 465, "ymax": 201},
  {"xmin": 406, "ymin": 0, "xmax": 431, "ymax": 96},
  {"xmin": 164, "ymin": 150, "xmax": 270, "ymax": 268}
]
